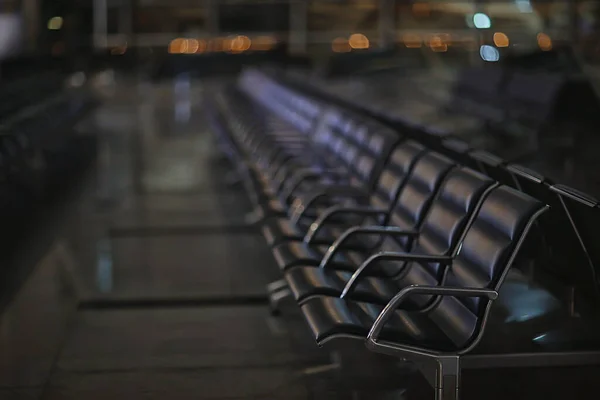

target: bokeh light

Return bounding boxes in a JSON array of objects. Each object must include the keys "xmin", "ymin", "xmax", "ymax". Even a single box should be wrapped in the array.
[
  {"xmin": 537, "ymin": 33, "xmax": 552, "ymax": 51},
  {"xmin": 332, "ymin": 37, "xmax": 351, "ymax": 53},
  {"xmin": 349, "ymin": 33, "xmax": 369, "ymax": 50},
  {"xmin": 493, "ymin": 32, "xmax": 509, "ymax": 47}
]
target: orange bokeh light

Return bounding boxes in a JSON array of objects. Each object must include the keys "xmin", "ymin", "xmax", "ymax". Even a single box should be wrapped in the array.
[
  {"xmin": 332, "ymin": 37, "xmax": 351, "ymax": 53},
  {"xmin": 537, "ymin": 33, "xmax": 552, "ymax": 51},
  {"xmin": 403, "ymin": 34, "xmax": 422, "ymax": 48},
  {"xmin": 349, "ymin": 33, "xmax": 369, "ymax": 50},
  {"xmin": 493, "ymin": 32, "xmax": 509, "ymax": 48},
  {"xmin": 230, "ymin": 35, "xmax": 251, "ymax": 53}
]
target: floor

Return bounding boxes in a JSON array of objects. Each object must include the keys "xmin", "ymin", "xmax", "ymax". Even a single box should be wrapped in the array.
[{"xmin": 0, "ymin": 74, "xmax": 598, "ymax": 400}]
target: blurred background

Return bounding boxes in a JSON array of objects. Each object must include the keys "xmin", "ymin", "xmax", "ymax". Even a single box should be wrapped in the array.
[{"xmin": 1, "ymin": 0, "xmax": 599, "ymax": 68}]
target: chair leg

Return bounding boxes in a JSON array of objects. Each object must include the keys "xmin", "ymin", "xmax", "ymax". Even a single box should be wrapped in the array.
[
  {"xmin": 269, "ymin": 287, "xmax": 291, "ymax": 315},
  {"xmin": 266, "ymin": 279, "xmax": 288, "ymax": 293},
  {"xmin": 244, "ymin": 208, "xmax": 264, "ymax": 225},
  {"xmin": 434, "ymin": 356, "xmax": 460, "ymax": 400},
  {"xmin": 300, "ymin": 350, "xmax": 341, "ymax": 376},
  {"xmin": 224, "ymin": 171, "xmax": 242, "ymax": 186}
]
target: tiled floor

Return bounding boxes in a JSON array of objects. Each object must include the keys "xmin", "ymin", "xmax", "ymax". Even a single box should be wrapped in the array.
[{"xmin": 1, "ymin": 75, "xmax": 598, "ymax": 400}]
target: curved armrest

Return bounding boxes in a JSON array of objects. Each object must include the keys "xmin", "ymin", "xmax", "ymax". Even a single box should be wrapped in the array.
[
  {"xmin": 280, "ymin": 170, "xmax": 348, "ymax": 202},
  {"xmin": 274, "ymin": 168, "xmax": 345, "ymax": 194},
  {"xmin": 366, "ymin": 285, "xmax": 498, "ymax": 354},
  {"xmin": 290, "ymin": 186, "xmax": 370, "ymax": 225},
  {"xmin": 320, "ymin": 226, "xmax": 419, "ymax": 269},
  {"xmin": 303, "ymin": 206, "xmax": 388, "ymax": 244},
  {"xmin": 266, "ymin": 153, "xmax": 303, "ymax": 178},
  {"xmin": 268, "ymin": 151, "xmax": 320, "ymax": 180},
  {"xmin": 341, "ymin": 252, "xmax": 453, "ymax": 298}
]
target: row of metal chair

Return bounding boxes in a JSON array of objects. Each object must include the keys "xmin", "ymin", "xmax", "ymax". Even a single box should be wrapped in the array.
[
  {"xmin": 266, "ymin": 68, "xmax": 600, "ymax": 318},
  {"xmin": 0, "ymin": 76, "xmax": 96, "ymax": 250},
  {"xmin": 204, "ymin": 69, "xmax": 600, "ymax": 399}
]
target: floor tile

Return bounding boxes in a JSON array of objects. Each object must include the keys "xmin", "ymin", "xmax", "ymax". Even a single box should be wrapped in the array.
[
  {"xmin": 66, "ymin": 233, "xmax": 278, "ymax": 299},
  {"xmin": 0, "ymin": 243, "xmax": 77, "ymax": 387},
  {"xmin": 57, "ymin": 307, "xmax": 313, "ymax": 371},
  {"xmin": 0, "ymin": 388, "xmax": 43, "ymax": 400},
  {"xmin": 43, "ymin": 368, "xmax": 307, "ymax": 400}
]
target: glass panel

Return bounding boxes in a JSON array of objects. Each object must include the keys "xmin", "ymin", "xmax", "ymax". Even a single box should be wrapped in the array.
[
  {"xmin": 309, "ymin": 0, "xmax": 379, "ymax": 32},
  {"xmin": 134, "ymin": 5, "xmax": 206, "ymax": 34},
  {"xmin": 219, "ymin": 2, "xmax": 289, "ymax": 33}
]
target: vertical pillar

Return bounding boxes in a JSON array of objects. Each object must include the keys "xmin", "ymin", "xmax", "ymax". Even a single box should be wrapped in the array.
[
  {"xmin": 569, "ymin": 0, "xmax": 580, "ymax": 48},
  {"xmin": 22, "ymin": 0, "xmax": 40, "ymax": 52},
  {"xmin": 119, "ymin": 0, "xmax": 133, "ymax": 44},
  {"xmin": 206, "ymin": 0, "xmax": 219, "ymax": 35},
  {"xmin": 289, "ymin": 0, "xmax": 307, "ymax": 55},
  {"xmin": 94, "ymin": 0, "xmax": 108, "ymax": 49},
  {"xmin": 378, "ymin": 0, "xmax": 395, "ymax": 49}
]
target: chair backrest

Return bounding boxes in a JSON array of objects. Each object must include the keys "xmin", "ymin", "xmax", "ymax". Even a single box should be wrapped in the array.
[
  {"xmin": 428, "ymin": 185, "xmax": 547, "ymax": 351},
  {"xmin": 378, "ymin": 168, "xmax": 496, "ymax": 304},
  {"xmin": 312, "ymin": 110, "xmax": 399, "ymax": 191},
  {"xmin": 440, "ymin": 138, "xmax": 478, "ymax": 170},
  {"xmin": 394, "ymin": 167, "xmax": 496, "ymax": 280},
  {"xmin": 311, "ymin": 110, "xmax": 361, "ymax": 171},
  {"xmin": 468, "ymin": 150, "xmax": 516, "ymax": 187},
  {"xmin": 347, "ymin": 125, "xmax": 400, "ymax": 192},
  {"xmin": 369, "ymin": 140, "xmax": 426, "ymax": 212},
  {"xmin": 386, "ymin": 152, "xmax": 456, "ymax": 245}
]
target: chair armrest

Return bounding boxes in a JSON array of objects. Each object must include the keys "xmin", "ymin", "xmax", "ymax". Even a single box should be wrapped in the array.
[
  {"xmin": 274, "ymin": 168, "xmax": 345, "ymax": 194},
  {"xmin": 341, "ymin": 252, "xmax": 453, "ymax": 298},
  {"xmin": 290, "ymin": 186, "xmax": 370, "ymax": 225},
  {"xmin": 366, "ymin": 285, "xmax": 498, "ymax": 355},
  {"xmin": 320, "ymin": 226, "xmax": 419, "ymax": 269},
  {"xmin": 303, "ymin": 206, "xmax": 388, "ymax": 244},
  {"xmin": 280, "ymin": 170, "xmax": 349, "ymax": 202}
]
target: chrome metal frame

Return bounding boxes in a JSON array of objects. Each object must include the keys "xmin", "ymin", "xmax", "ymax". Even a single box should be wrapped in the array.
[
  {"xmin": 276, "ymin": 168, "xmax": 346, "ymax": 199},
  {"xmin": 289, "ymin": 185, "xmax": 370, "ymax": 223},
  {"xmin": 303, "ymin": 206, "xmax": 388, "ymax": 243},
  {"xmin": 319, "ymin": 226, "xmax": 419, "ymax": 269},
  {"xmin": 364, "ymin": 205, "xmax": 549, "ymax": 400},
  {"xmin": 341, "ymin": 252, "xmax": 453, "ymax": 298}
]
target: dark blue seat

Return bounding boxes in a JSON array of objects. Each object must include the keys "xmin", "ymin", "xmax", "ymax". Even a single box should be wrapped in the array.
[
  {"xmin": 273, "ymin": 152, "xmax": 455, "ymax": 270},
  {"xmin": 284, "ymin": 167, "xmax": 495, "ymax": 305},
  {"xmin": 263, "ymin": 140, "xmax": 424, "ymax": 247},
  {"xmin": 300, "ymin": 185, "xmax": 548, "ymax": 400}
]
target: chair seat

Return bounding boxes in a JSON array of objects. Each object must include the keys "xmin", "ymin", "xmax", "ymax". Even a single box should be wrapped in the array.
[
  {"xmin": 261, "ymin": 217, "xmax": 306, "ymax": 246},
  {"xmin": 300, "ymin": 296, "xmax": 454, "ymax": 349},
  {"xmin": 272, "ymin": 240, "xmax": 368, "ymax": 271},
  {"xmin": 285, "ymin": 266, "xmax": 399, "ymax": 304},
  {"xmin": 258, "ymin": 198, "xmax": 287, "ymax": 217},
  {"xmin": 261, "ymin": 215, "xmax": 351, "ymax": 247}
]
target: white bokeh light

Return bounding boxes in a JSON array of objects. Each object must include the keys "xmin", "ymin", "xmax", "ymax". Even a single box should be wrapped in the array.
[
  {"xmin": 480, "ymin": 45, "xmax": 500, "ymax": 62},
  {"xmin": 473, "ymin": 13, "xmax": 492, "ymax": 29}
]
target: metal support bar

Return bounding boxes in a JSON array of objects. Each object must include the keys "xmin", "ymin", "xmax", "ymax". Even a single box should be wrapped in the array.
[
  {"xmin": 378, "ymin": 0, "xmax": 395, "ymax": 49},
  {"xmin": 434, "ymin": 357, "xmax": 460, "ymax": 400},
  {"xmin": 94, "ymin": 0, "xmax": 108, "ymax": 49},
  {"xmin": 462, "ymin": 351, "xmax": 600, "ymax": 369},
  {"xmin": 289, "ymin": 0, "xmax": 307, "ymax": 55},
  {"xmin": 207, "ymin": 0, "xmax": 219, "ymax": 35},
  {"xmin": 118, "ymin": 0, "xmax": 133, "ymax": 44}
]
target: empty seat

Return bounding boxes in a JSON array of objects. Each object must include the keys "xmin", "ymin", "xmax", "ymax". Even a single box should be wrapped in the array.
[
  {"xmin": 468, "ymin": 149, "xmax": 516, "ymax": 187},
  {"xmin": 272, "ymin": 150, "xmax": 455, "ymax": 271},
  {"xmin": 300, "ymin": 185, "xmax": 547, "ymax": 347},
  {"xmin": 284, "ymin": 167, "xmax": 495, "ymax": 305},
  {"xmin": 263, "ymin": 140, "xmax": 425, "ymax": 247}
]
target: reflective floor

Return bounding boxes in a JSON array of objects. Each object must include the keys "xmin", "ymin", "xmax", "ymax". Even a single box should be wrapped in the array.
[{"xmin": 0, "ymin": 75, "xmax": 598, "ymax": 399}]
